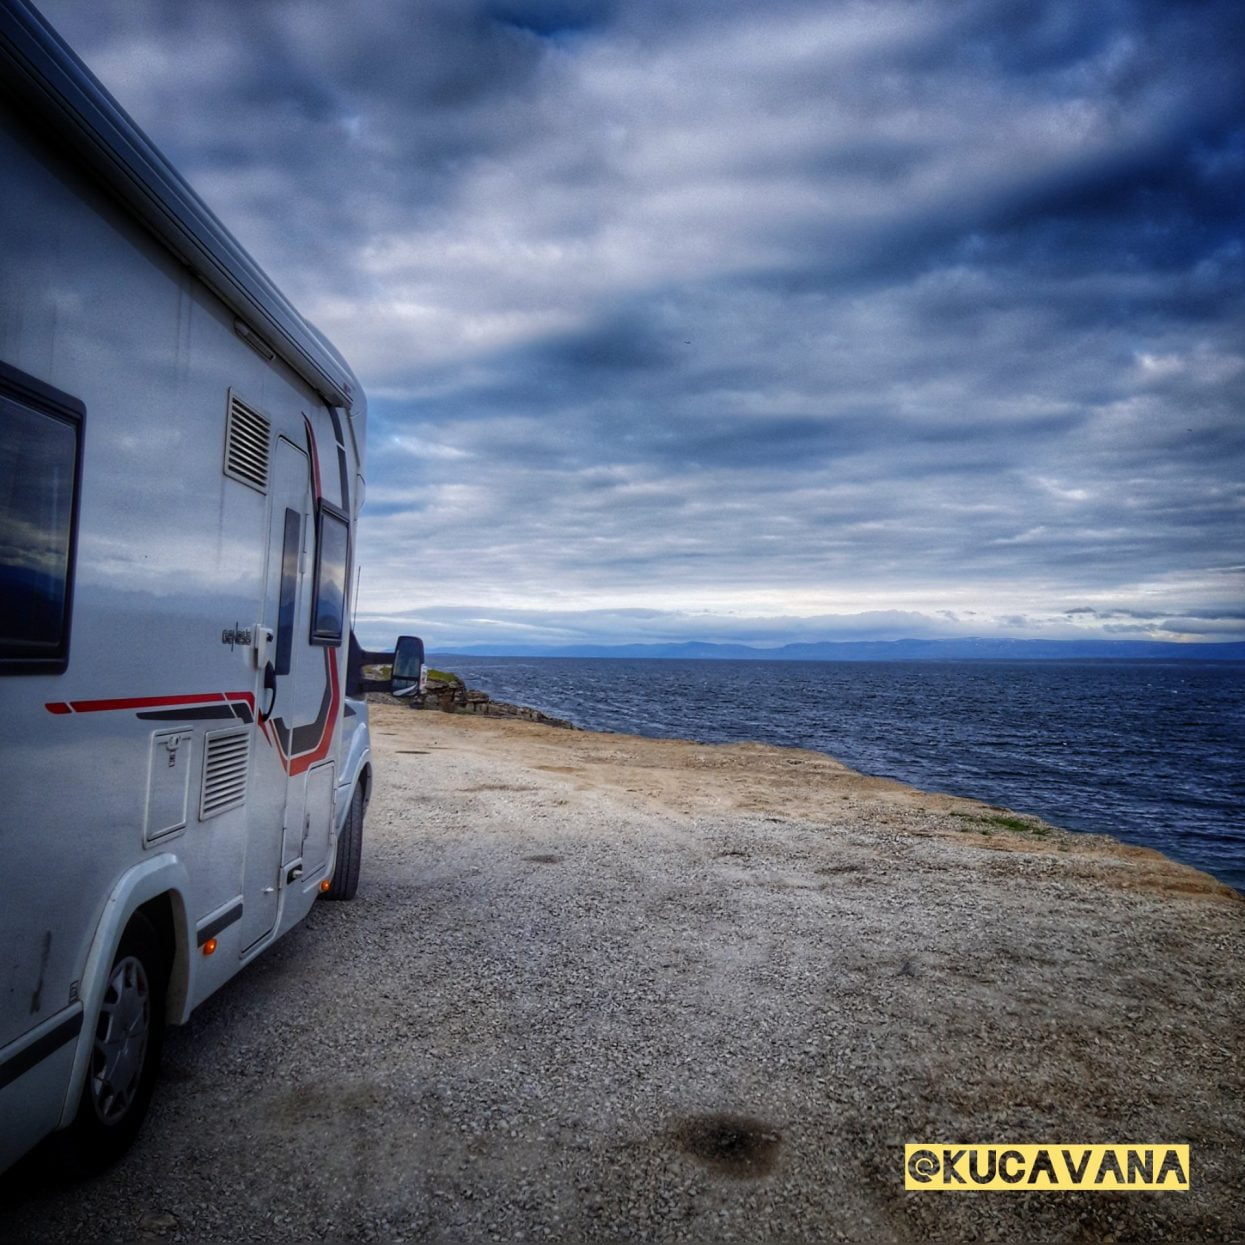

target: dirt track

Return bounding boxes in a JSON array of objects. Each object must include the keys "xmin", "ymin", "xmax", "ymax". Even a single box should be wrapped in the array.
[{"xmin": 2, "ymin": 705, "xmax": 1242, "ymax": 1242}]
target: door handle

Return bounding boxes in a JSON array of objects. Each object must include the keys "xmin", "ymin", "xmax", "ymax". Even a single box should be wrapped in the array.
[
  {"xmin": 252, "ymin": 625, "xmax": 273, "ymax": 669},
  {"xmin": 258, "ymin": 660, "xmax": 277, "ymax": 723}
]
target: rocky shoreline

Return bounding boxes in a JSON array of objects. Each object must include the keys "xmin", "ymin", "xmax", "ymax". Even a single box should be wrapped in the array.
[{"xmin": 368, "ymin": 669, "xmax": 578, "ymax": 730}]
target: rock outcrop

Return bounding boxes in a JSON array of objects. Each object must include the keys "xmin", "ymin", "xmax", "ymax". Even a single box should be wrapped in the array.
[{"xmin": 371, "ymin": 671, "xmax": 577, "ymax": 730}]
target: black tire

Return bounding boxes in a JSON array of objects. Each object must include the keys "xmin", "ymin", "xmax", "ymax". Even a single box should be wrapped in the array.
[
  {"xmin": 57, "ymin": 911, "xmax": 166, "ymax": 1174},
  {"xmin": 325, "ymin": 782, "xmax": 364, "ymax": 900}
]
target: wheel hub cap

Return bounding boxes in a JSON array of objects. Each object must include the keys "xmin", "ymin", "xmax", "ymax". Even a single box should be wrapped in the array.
[{"xmin": 90, "ymin": 954, "xmax": 150, "ymax": 1124}]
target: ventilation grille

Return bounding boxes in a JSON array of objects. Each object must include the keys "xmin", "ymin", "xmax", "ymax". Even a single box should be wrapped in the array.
[
  {"xmin": 224, "ymin": 394, "xmax": 271, "ymax": 492},
  {"xmin": 200, "ymin": 728, "xmax": 250, "ymax": 820}
]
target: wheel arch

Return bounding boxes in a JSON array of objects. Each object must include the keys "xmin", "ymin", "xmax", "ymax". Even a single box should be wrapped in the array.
[
  {"xmin": 135, "ymin": 889, "xmax": 191, "ymax": 1023},
  {"xmin": 57, "ymin": 856, "xmax": 192, "ymax": 1129}
]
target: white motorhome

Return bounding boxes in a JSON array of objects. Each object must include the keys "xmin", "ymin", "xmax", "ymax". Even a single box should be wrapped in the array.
[{"xmin": 0, "ymin": 0, "xmax": 418, "ymax": 1172}]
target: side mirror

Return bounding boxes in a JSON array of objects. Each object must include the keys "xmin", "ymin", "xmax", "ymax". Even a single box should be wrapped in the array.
[{"xmin": 391, "ymin": 634, "xmax": 426, "ymax": 697}]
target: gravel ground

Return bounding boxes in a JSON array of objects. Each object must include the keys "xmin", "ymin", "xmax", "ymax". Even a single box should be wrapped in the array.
[{"xmin": 1, "ymin": 705, "xmax": 1242, "ymax": 1243}]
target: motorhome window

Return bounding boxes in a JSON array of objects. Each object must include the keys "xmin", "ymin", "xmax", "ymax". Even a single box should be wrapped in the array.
[
  {"xmin": 310, "ymin": 503, "xmax": 349, "ymax": 646},
  {"xmin": 275, "ymin": 508, "xmax": 300, "ymax": 676},
  {"xmin": 0, "ymin": 365, "xmax": 83, "ymax": 675}
]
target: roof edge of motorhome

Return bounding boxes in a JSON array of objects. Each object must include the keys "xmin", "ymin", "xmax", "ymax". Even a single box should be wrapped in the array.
[{"xmin": 0, "ymin": 0, "xmax": 361, "ymax": 413}]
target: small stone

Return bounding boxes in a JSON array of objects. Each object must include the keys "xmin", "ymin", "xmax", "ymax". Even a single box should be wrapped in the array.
[{"xmin": 137, "ymin": 1211, "xmax": 179, "ymax": 1236}]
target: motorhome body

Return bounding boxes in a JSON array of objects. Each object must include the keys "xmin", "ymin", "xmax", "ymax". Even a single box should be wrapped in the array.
[{"xmin": 0, "ymin": 0, "xmax": 397, "ymax": 1171}]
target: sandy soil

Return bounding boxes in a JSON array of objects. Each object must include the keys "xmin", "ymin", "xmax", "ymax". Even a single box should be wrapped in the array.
[
  {"xmin": 412, "ymin": 706, "xmax": 1240, "ymax": 900},
  {"xmin": 2, "ymin": 704, "xmax": 1241, "ymax": 1243}
]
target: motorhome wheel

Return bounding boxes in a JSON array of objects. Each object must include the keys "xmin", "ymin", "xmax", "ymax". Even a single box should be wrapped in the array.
[
  {"xmin": 325, "ymin": 783, "xmax": 365, "ymax": 901},
  {"xmin": 59, "ymin": 913, "xmax": 167, "ymax": 1173}
]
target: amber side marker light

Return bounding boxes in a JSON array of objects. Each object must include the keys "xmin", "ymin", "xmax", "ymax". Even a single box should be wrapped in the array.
[
  {"xmin": 201, "ymin": 938, "xmax": 218, "ymax": 956},
  {"xmin": 319, "ymin": 879, "xmax": 331, "ymax": 893}
]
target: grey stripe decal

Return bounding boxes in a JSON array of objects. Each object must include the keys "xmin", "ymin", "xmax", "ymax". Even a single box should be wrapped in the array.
[
  {"xmin": 0, "ymin": 1010, "xmax": 83, "ymax": 1091},
  {"xmin": 137, "ymin": 705, "xmax": 236, "ymax": 722},
  {"xmin": 197, "ymin": 900, "xmax": 243, "ymax": 946}
]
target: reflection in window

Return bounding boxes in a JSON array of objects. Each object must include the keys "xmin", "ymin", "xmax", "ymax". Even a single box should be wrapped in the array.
[
  {"xmin": 310, "ymin": 504, "xmax": 348, "ymax": 645},
  {"xmin": 0, "ymin": 370, "xmax": 82, "ymax": 672},
  {"xmin": 275, "ymin": 508, "xmax": 301, "ymax": 676}
]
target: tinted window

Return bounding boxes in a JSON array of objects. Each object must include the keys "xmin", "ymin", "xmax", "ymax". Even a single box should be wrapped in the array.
[
  {"xmin": 311, "ymin": 504, "xmax": 348, "ymax": 645},
  {"xmin": 0, "ymin": 365, "xmax": 83, "ymax": 674},
  {"xmin": 274, "ymin": 508, "xmax": 301, "ymax": 675}
]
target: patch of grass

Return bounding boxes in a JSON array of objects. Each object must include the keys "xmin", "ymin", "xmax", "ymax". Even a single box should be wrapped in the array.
[
  {"xmin": 986, "ymin": 813, "xmax": 1038, "ymax": 834},
  {"xmin": 950, "ymin": 811, "xmax": 1050, "ymax": 837},
  {"xmin": 425, "ymin": 668, "xmax": 461, "ymax": 683}
]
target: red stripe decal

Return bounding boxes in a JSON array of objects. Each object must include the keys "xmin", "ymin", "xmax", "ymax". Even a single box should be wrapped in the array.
[
  {"xmin": 288, "ymin": 650, "xmax": 340, "ymax": 775},
  {"xmin": 258, "ymin": 649, "xmax": 340, "ymax": 776},
  {"xmin": 45, "ymin": 692, "xmax": 255, "ymax": 715}
]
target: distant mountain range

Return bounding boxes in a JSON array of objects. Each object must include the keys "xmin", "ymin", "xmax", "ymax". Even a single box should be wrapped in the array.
[{"xmin": 432, "ymin": 638, "xmax": 1245, "ymax": 662}]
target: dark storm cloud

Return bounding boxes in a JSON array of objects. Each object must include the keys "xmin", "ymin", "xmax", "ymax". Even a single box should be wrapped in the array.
[
  {"xmin": 36, "ymin": 0, "xmax": 1245, "ymax": 646},
  {"xmin": 487, "ymin": 0, "xmax": 617, "ymax": 39}
]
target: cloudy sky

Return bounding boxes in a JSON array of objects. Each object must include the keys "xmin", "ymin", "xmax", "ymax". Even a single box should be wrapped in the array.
[{"xmin": 40, "ymin": 0, "xmax": 1245, "ymax": 650}]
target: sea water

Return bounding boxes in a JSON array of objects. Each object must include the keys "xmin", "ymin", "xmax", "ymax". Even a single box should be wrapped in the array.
[{"xmin": 435, "ymin": 656, "xmax": 1245, "ymax": 893}]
